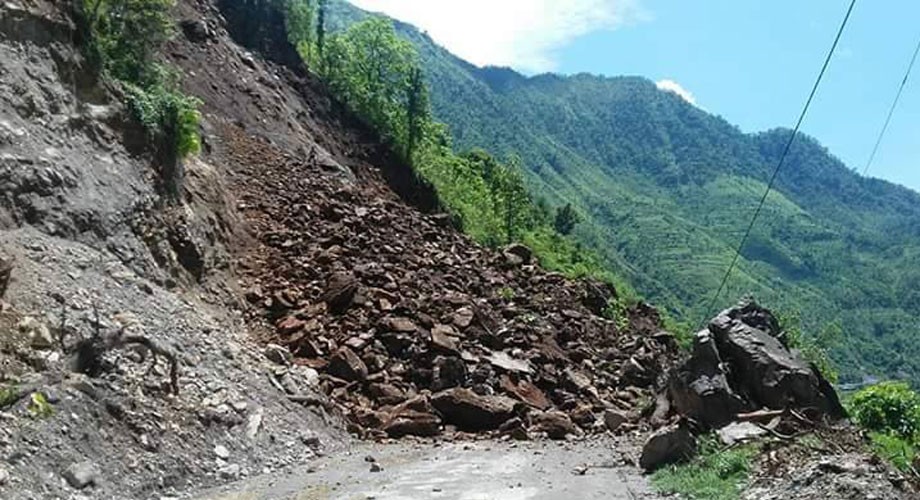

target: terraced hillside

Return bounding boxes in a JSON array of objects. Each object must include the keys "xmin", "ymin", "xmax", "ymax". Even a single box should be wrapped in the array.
[{"xmin": 331, "ymin": 1, "xmax": 920, "ymax": 386}]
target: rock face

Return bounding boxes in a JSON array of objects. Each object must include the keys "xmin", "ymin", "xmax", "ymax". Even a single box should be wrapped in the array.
[
  {"xmin": 668, "ymin": 301, "xmax": 845, "ymax": 428},
  {"xmin": 639, "ymin": 423, "xmax": 696, "ymax": 471},
  {"xmin": 431, "ymin": 388, "xmax": 517, "ymax": 431}
]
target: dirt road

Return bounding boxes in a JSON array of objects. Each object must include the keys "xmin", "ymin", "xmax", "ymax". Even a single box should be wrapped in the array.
[{"xmin": 197, "ymin": 438, "xmax": 658, "ymax": 500}]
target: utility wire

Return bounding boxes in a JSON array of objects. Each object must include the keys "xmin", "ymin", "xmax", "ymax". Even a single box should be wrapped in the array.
[
  {"xmin": 862, "ymin": 33, "xmax": 920, "ymax": 176},
  {"xmin": 697, "ymin": 0, "xmax": 857, "ymax": 329}
]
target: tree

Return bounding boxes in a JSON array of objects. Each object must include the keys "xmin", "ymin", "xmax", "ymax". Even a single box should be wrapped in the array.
[
  {"xmin": 285, "ymin": 0, "xmax": 316, "ymax": 62},
  {"xmin": 322, "ymin": 18, "xmax": 417, "ymax": 151},
  {"xmin": 406, "ymin": 66, "xmax": 430, "ymax": 160},
  {"xmin": 81, "ymin": 0, "xmax": 176, "ymax": 84},
  {"xmin": 554, "ymin": 203, "xmax": 581, "ymax": 235},
  {"xmin": 316, "ymin": 0, "xmax": 328, "ymax": 66}
]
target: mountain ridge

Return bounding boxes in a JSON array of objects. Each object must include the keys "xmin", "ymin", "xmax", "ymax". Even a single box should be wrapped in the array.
[{"xmin": 333, "ymin": 0, "xmax": 920, "ymax": 386}]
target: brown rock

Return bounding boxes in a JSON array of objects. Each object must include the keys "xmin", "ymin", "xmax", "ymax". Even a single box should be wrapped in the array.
[
  {"xmin": 382, "ymin": 316, "xmax": 417, "ymax": 333},
  {"xmin": 430, "ymin": 327, "xmax": 459, "ymax": 354},
  {"xmin": 563, "ymin": 368, "xmax": 592, "ymax": 393},
  {"xmin": 0, "ymin": 255, "xmax": 13, "ymax": 299},
  {"xmin": 277, "ymin": 315, "xmax": 306, "ymax": 335},
  {"xmin": 320, "ymin": 272, "xmax": 358, "ymax": 314},
  {"xmin": 368, "ymin": 383, "xmax": 407, "ymax": 406},
  {"xmin": 382, "ymin": 396, "xmax": 442, "ymax": 437},
  {"xmin": 532, "ymin": 411, "xmax": 578, "ymax": 440},
  {"xmin": 502, "ymin": 243, "xmax": 532, "ymax": 266},
  {"xmin": 431, "ymin": 388, "xmax": 517, "ymax": 431},
  {"xmin": 500, "ymin": 375, "xmax": 551, "ymax": 410},
  {"xmin": 486, "ymin": 351, "xmax": 533, "ymax": 374},
  {"xmin": 570, "ymin": 404, "xmax": 595, "ymax": 427},
  {"xmin": 327, "ymin": 347, "xmax": 368, "ymax": 381},
  {"xmin": 383, "ymin": 410, "xmax": 441, "ymax": 438}
]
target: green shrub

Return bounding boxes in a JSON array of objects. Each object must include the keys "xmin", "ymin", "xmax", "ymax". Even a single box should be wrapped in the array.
[
  {"xmin": 850, "ymin": 381, "xmax": 920, "ymax": 439},
  {"xmin": 27, "ymin": 392, "xmax": 53, "ymax": 418},
  {"xmin": 79, "ymin": 0, "xmax": 200, "ymax": 159},
  {"xmin": 652, "ymin": 436, "xmax": 756, "ymax": 500},
  {"xmin": 0, "ymin": 385, "xmax": 18, "ymax": 408}
]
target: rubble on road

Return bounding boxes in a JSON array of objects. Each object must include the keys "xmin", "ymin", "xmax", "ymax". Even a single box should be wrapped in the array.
[{"xmin": 229, "ymin": 128, "xmax": 682, "ymax": 440}]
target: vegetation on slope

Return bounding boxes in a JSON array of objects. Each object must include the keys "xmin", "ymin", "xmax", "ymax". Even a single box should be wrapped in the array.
[
  {"xmin": 327, "ymin": 0, "xmax": 920, "ymax": 387},
  {"xmin": 76, "ymin": 0, "xmax": 201, "ymax": 164},
  {"xmin": 652, "ymin": 436, "xmax": 757, "ymax": 500},
  {"xmin": 849, "ymin": 381, "xmax": 920, "ymax": 472},
  {"xmin": 279, "ymin": 0, "xmax": 638, "ymax": 301}
]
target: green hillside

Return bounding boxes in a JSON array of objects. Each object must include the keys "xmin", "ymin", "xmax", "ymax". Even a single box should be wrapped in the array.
[{"xmin": 330, "ymin": 1, "xmax": 920, "ymax": 386}]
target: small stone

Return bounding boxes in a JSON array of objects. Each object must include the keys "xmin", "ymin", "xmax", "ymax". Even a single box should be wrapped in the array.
[
  {"xmin": 214, "ymin": 445, "xmax": 230, "ymax": 460},
  {"xmin": 246, "ymin": 407, "xmax": 264, "ymax": 440},
  {"xmin": 63, "ymin": 461, "xmax": 99, "ymax": 489},
  {"xmin": 19, "ymin": 317, "xmax": 54, "ymax": 349},
  {"xmin": 218, "ymin": 464, "xmax": 241, "ymax": 480},
  {"xmin": 263, "ymin": 343, "xmax": 292, "ymax": 365},
  {"xmin": 0, "ymin": 466, "xmax": 9, "ymax": 485},
  {"xmin": 603, "ymin": 410, "xmax": 628, "ymax": 432},
  {"xmin": 327, "ymin": 347, "xmax": 368, "ymax": 381},
  {"xmin": 369, "ymin": 463, "xmax": 383, "ymax": 473}
]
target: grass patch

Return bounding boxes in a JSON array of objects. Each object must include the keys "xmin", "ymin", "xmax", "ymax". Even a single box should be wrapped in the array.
[
  {"xmin": 27, "ymin": 392, "xmax": 53, "ymax": 418},
  {"xmin": 652, "ymin": 437, "xmax": 758, "ymax": 500},
  {"xmin": 868, "ymin": 432, "xmax": 917, "ymax": 472},
  {"xmin": 0, "ymin": 385, "xmax": 18, "ymax": 408}
]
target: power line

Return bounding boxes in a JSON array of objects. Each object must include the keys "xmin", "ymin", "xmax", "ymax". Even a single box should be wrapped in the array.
[
  {"xmin": 862, "ymin": 33, "xmax": 920, "ymax": 176},
  {"xmin": 697, "ymin": 0, "xmax": 857, "ymax": 329}
]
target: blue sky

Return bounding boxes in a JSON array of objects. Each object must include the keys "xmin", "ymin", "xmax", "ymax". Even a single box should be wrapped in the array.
[{"xmin": 350, "ymin": 1, "xmax": 920, "ymax": 191}]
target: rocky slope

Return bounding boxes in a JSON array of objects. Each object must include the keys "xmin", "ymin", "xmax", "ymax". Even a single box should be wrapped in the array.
[
  {"xmin": 0, "ymin": 1, "xmax": 915, "ymax": 499},
  {"xmin": 169, "ymin": 0, "xmax": 678, "ymax": 440},
  {"xmin": 0, "ymin": 2, "xmax": 344, "ymax": 498},
  {"xmin": 0, "ymin": 0, "xmax": 676, "ymax": 498}
]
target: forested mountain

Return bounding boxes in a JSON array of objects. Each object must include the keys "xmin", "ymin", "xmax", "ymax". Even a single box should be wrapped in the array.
[{"xmin": 329, "ymin": 1, "xmax": 920, "ymax": 386}]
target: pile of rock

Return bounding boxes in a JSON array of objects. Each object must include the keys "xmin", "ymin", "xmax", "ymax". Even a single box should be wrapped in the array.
[
  {"xmin": 640, "ymin": 300, "xmax": 846, "ymax": 470},
  {"xmin": 228, "ymin": 128, "xmax": 680, "ymax": 440}
]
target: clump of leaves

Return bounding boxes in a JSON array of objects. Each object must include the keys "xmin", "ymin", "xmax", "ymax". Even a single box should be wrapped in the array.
[
  {"xmin": 850, "ymin": 381, "xmax": 920, "ymax": 439},
  {"xmin": 652, "ymin": 435, "xmax": 757, "ymax": 500},
  {"xmin": 79, "ymin": 0, "xmax": 200, "ymax": 159},
  {"xmin": 603, "ymin": 296, "xmax": 630, "ymax": 332},
  {"xmin": 497, "ymin": 286, "xmax": 516, "ymax": 301},
  {"xmin": 27, "ymin": 392, "xmax": 53, "ymax": 418},
  {"xmin": 0, "ymin": 385, "xmax": 18, "ymax": 408}
]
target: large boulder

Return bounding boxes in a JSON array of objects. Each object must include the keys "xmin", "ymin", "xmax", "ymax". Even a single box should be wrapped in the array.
[
  {"xmin": 709, "ymin": 303, "xmax": 844, "ymax": 417},
  {"xmin": 668, "ymin": 330, "xmax": 744, "ymax": 428},
  {"xmin": 667, "ymin": 300, "xmax": 845, "ymax": 428},
  {"xmin": 431, "ymin": 388, "xmax": 517, "ymax": 431},
  {"xmin": 640, "ymin": 423, "xmax": 696, "ymax": 471}
]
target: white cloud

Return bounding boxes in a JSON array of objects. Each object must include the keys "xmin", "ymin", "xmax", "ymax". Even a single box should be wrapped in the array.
[
  {"xmin": 656, "ymin": 79, "xmax": 698, "ymax": 106},
  {"xmin": 347, "ymin": 0, "xmax": 647, "ymax": 73}
]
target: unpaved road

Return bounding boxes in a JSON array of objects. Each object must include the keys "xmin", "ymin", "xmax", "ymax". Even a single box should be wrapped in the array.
[{"xmin": 197, "ymin": 438, "xmax": 659, "ymax": 500}]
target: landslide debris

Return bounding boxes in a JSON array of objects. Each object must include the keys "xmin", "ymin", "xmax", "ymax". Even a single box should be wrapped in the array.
[{"xmin": 226, "ymin": 126, "xmax": 681, "ymax": 440}]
